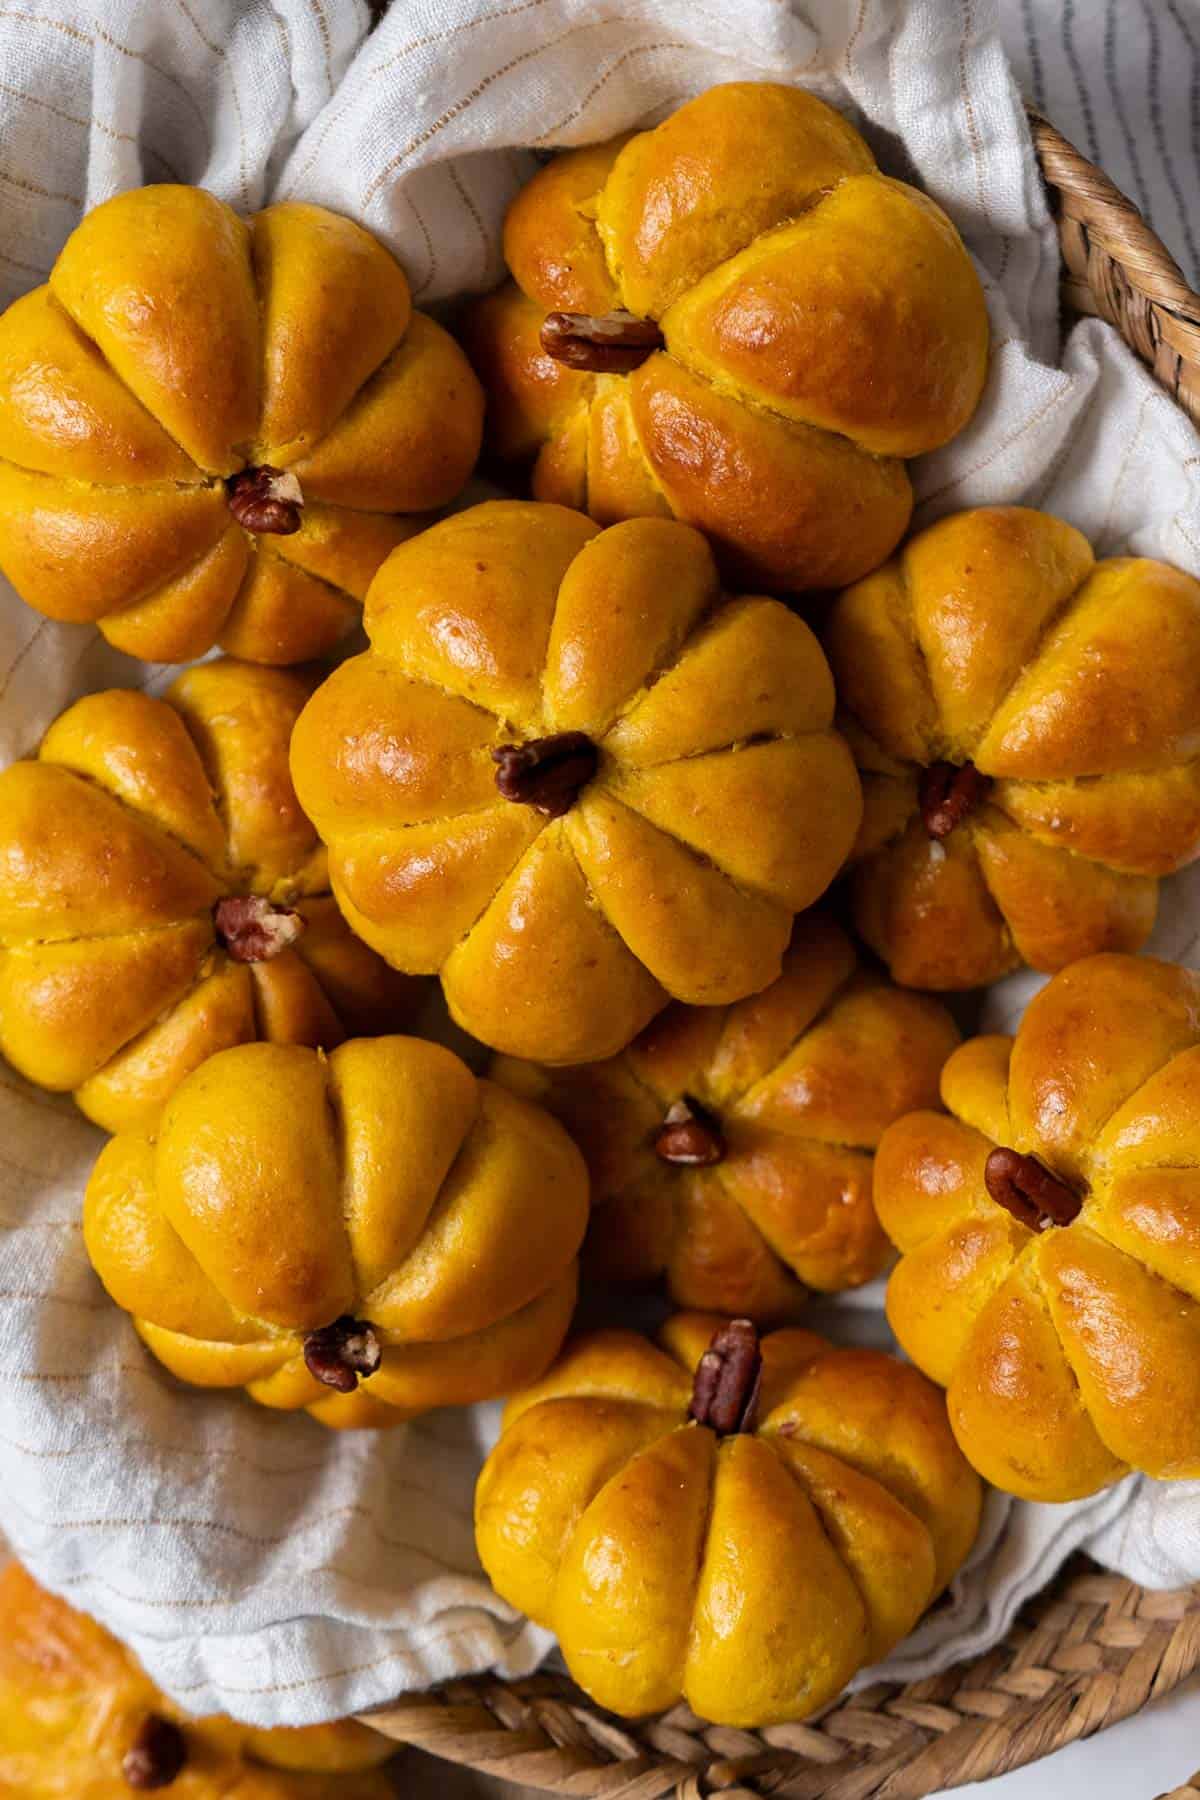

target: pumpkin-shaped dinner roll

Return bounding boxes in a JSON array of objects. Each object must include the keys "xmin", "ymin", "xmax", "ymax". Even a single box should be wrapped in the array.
[
  {"xmin": 290, "ymin": 501, "xmax": 863, "ymax": 1063},
  {"xmin": 476, "ymin": 1313, "xmax": 981, "ymax": 1726},
  {"xmin": 83, "ymin": 1036, "xmax": 587, "ymax": 1428},
  {"xmin": 0, "ymin": 659, "xmax": 422, "ymax": 1133},
  {"xmin": 493, "ymin": 915, "xmax": 959, "ymax": 1318},
  {"xmin": 876, "ymin": 954, "xmax": 1200, "ymax": 1501},
  {"xmin": 0, "ymin": 185, "xmax": 483, "ymax": 663},
  {"xmin": 827, "ymin": 506, "xmax": 1200, "ymax": 989},
  {"xmin": 462, "ymin": 82, "xmax": 988, "ymax": 593},
  {"xmin": 0, "ymin": 1562, "xmax": 395, "ymax": 1796}
]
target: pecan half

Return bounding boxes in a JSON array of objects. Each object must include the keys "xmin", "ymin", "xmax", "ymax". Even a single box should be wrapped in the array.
[
  {"xmin": 689, "ymin": 1318, "xmax": 763, "ymax": 1436},
  {"xmin": 919, "ymin": 760, "xmax": 992, "ymax": 840},
  {"xmin": 123, "ymin": 1715, "xmax": 187, "ymax": 1790},
  {"xmin": 540, "ymin": 309, "xmax": 664, "ymax": 373},
  {"xmin": 492, "ymin": 732, "xmax": 598, "ymax": 817},
  {"xmin": 226, "ymin": 464, "xmax": 304, "ymax": 534},
  {"xmin": 303, "ymin": 1316, "xmax": 383, "ymax": 1394},
  {"xmin": 984, "ymin": 1147, "xmax": 1083, "ymax": 1231},
  {"xmin": 655, "ymin": 1097, "xmax": 726, "ymax": 1167},
  {"xmin": 213, "ymin": 895, "xmax": 306, "ymax": 964}
]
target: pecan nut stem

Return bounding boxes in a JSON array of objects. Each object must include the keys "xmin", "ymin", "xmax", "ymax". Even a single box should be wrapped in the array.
[
  {"xmin": 655, "ymin": 1097, "xmax": 726, "ymax": 1167},
  {"xmin": 492, "ymin": 732, "xmax": 598, "ymax": 818},
  {"xmin": 123, "ymin": 1715, "xmax": 187, "ymax": 1790},
  {"xmin": 689, "ymin": 1319, "xmax": 763, "ymax": 1436},
  {"xmin": 213, "ymin": 895, "xmax": 306, "ymax": 964},
  {"xmin": 540, "ymin": 309, "xmax": 665, "ymax": 373},
  {"xmin": 919, "ymin": 759, "xmax": 992, "ymax": 840},
  {"xmin": 303, "ymin": 1316, "xmax": 383, "ymax": 1394},
  {"xmin": 985, "ymin": 1147, "xmax": 1083, "ymax": 1231},
  {"xmin": 226, "ymin": 464, "xmax": 304, "ymax": 534}
]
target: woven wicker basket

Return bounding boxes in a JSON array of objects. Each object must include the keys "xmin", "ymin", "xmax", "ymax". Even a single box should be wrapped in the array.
[{"xmin": 358, "ymin": 113, "xmax": 1200, "ymax": 1799}]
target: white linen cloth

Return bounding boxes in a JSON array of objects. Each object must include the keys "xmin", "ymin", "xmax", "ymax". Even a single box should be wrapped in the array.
[{"xmin": 1, "ymin": 0, "xmax": 1199, "ymax": 1731}]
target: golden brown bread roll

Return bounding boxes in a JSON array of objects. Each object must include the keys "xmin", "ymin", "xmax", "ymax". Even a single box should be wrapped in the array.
[
  {"xmin": 826, "ymin": 506, "xmax": 1200, "ymax": 988},
  {"xmin": 84, "ymin": 1035, "xmax": 587, "ymax": 1428},
  {"xmin": 0, "ymin": 187, "xmax": 483, "ymax": 663},
  {"xmin": 876, "ymin": 953, "xmax": 1200, "ymax": 1500},
  {"xmin": 290, "ymin": 500, "xmax": 863, "ymax": 1064},
  {"xmin": 462, "ymin": 82, "xmax": 988, "ymax": 593},
  {"xmin": 476, "ymin": 1312, "xmax": 981, "ymax": 1726},
  {"xmin": 0, "ymin": 1561, "xmax": 395, "ymax": 1796},
  {"xmin": 0, "ymin": 658, "xmax": 423, "ymax": 1132},
  {"xmin": 492, "ymin": 914, "xmax": 959, "ymax": 1318}
]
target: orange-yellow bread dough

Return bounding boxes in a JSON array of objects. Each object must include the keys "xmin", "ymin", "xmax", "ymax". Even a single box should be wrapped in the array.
[
  {"xmin": 291, "ymin": 500, "xmax": 863, "ymax": 1064},
  {"xmin": 83, "ymin": 1035, "xmax": 588, "ymax": 1428},
  {"xmin": 462, "ymin": 82, "xmax": 987, "ymax": 593},
  {"xmin": 476, "ymin": 1312, "xmax": 981, "ymax": 1725},
  {"xmin": 876, "ymin": 953, "xmax": 1200, "ymax": 1499},
  {"xmin": 0, "ymin": 658, "xmax": 423, "ymax": 1132},
  {"xmin": 0, "ymin": 186, "xmax": 483, "ymax": 663},
  {"xmin": 493, "ymin": 913, "xmax": 958, "ymax": 1318},
  {"xmin": 0, "ymin": 1561, "xmax": 395, "ymax": 1797},
  {"xmin": 827, "ymin": 506, "xmax": 1200, "ymax": 988}
]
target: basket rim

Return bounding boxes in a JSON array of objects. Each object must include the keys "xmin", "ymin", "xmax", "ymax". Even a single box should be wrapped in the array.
[
  {"xmin": 1025, "ymin": 107, "xmax": 1200, "ymax": 426},
  {"xmin": 1026, "ymin": 107, "xmax": 1200, "ymax": 324},
  {"xmin": 356, "ymin": 112, "xmax": 1200, "ymax": 1800},
  {"xmin": 361, "ymin": 1560, "xmax": 1200, "ymax": 1799}
]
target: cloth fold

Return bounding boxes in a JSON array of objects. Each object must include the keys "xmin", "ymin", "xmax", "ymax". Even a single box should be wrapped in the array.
[{"xmin": 0, "ymin": 0, "xmax": 1198, "ymax": 1730}]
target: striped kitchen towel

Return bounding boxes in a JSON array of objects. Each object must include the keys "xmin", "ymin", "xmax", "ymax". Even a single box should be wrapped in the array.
[{"xmin": 1005, "ymin": 0, "xmax": 1200, "ymax": 287}]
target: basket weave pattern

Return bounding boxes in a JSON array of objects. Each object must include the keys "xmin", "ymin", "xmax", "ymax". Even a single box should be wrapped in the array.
[
  {"xmin": 367, "ymin": 1564, "xmax": 1200, "ymax": 1798},
  {"xmin": 361, "ymin": 114, "xmax": 1200, "ymax": 1799},
  {"xmin": 1030, "ymin": 110, "xmax": 1200, "ymax": 429}
]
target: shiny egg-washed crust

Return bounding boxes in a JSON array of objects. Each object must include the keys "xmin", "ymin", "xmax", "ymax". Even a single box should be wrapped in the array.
[
  {"xmin": 827, "ymin": 506, "xmax": 1200, "ymax": 989},
  {"xmin": 875, "ymin": 954, "xmax": 1200, "ymax": 1501},
  {"xmin": 290, "ymin": 501, "xmax": 863, "ymax": 1065},
  {"xmin": 476, "ymin": 1311, "xmax": 982, "ymax": 1727},
  {"xmin": 0, "ymin": 186, "xmax": 483, "ymax": 664},
  {"xmin": 492, "ymin": 914, "xmax": 959, "ymax": 1319},
  {"xmin": 462, "ymin": 83, "xmax": 988, "ymax": 594},
  {"xmin": 0, "ymin": 1563, "xmax": 394, "ymax": 1798},
  {"xmin": 83, "ymin": 1035, "xmax": 587, "ymax": 1428},
  {"xmin": 0, "ymin": 659, "xmax": 422, "ymax": 1134}
]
